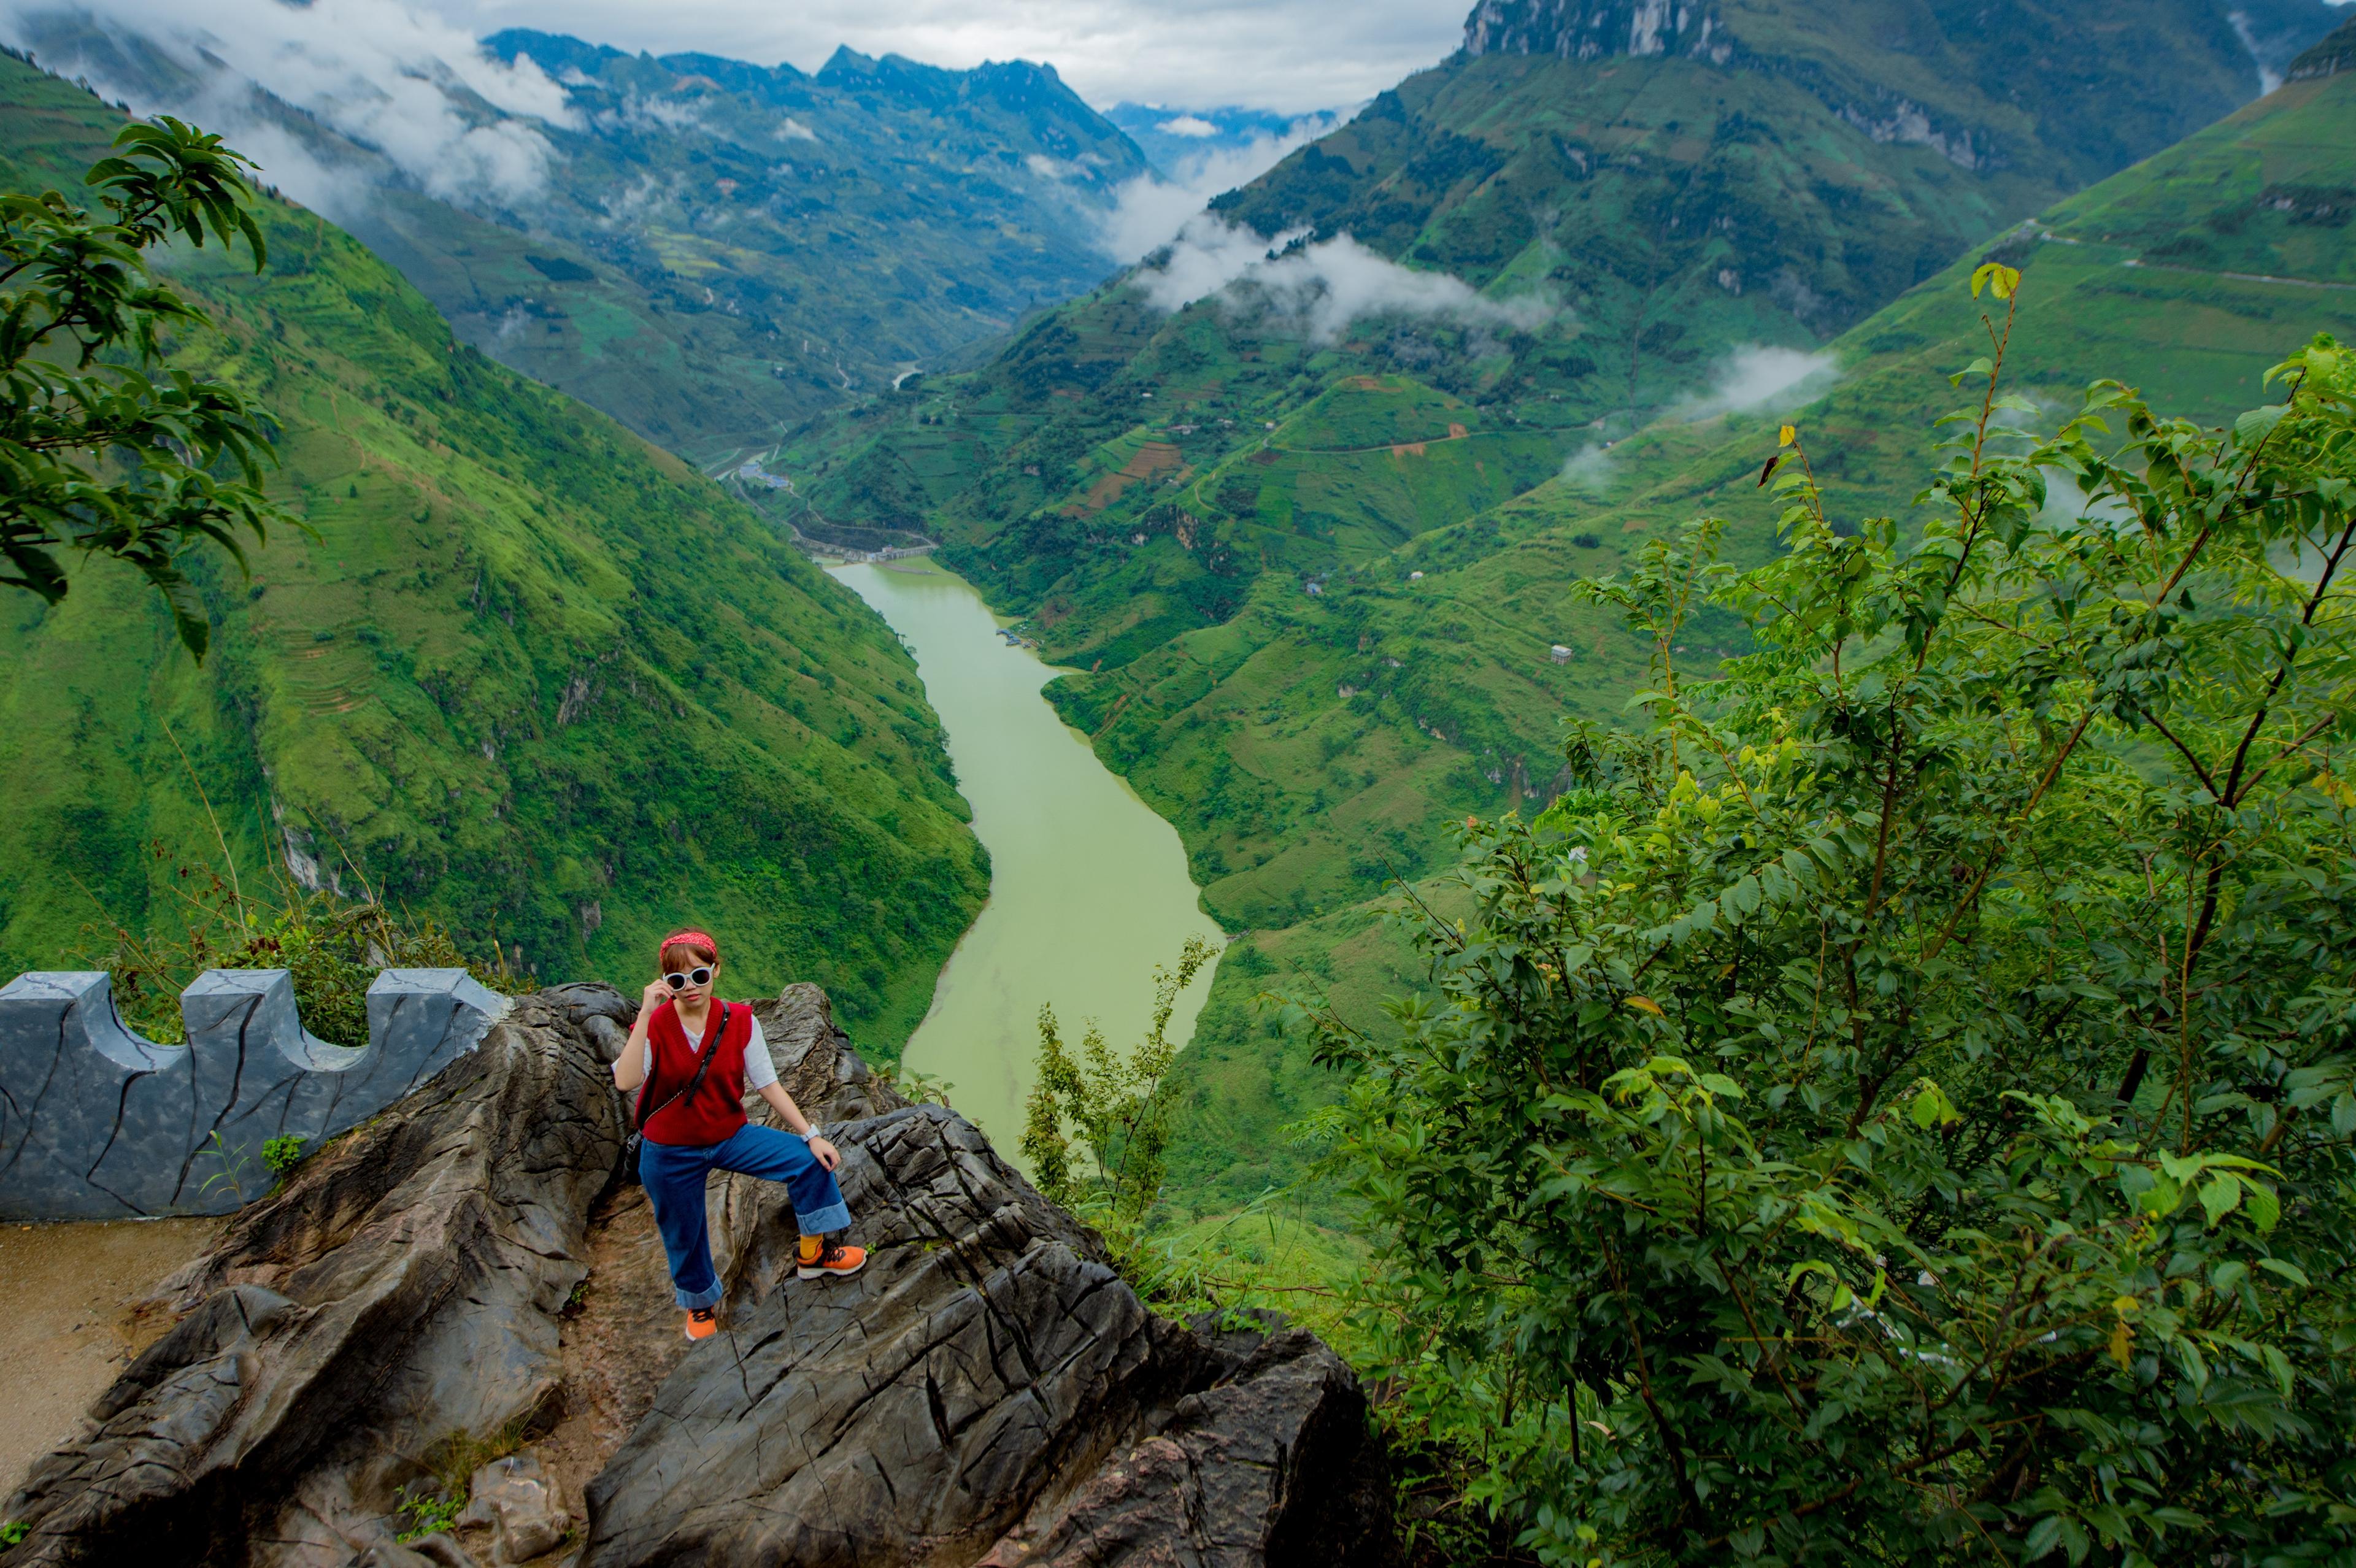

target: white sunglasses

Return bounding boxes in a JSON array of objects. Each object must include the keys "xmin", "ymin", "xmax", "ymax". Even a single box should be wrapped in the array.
[{"xmin": 663, "ymin": 966, "xmax": 714, "ymax": 991}]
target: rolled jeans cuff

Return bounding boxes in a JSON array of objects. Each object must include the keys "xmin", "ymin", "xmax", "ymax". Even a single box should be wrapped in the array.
[
  {"xmin": 676, "ymin": 1278, "xmax": 725, "ymax": 1310},
  {"xmin": 795, "ymin": 1199, "xmax": 852, "ymax": 1236}
]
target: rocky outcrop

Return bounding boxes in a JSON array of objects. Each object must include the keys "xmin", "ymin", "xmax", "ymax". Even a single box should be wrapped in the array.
[
  {"xmin": 1461, "ymin": 0, "xmax": 1730, "ymax": 64},
  {"xmin": 0, "ymin": 983, "xmax": 623, "ymax": 1566},
  {"xmin": 1, "ymin": 983, "xmax": 1393, "ymax": 1568},
  {"xmin": 977, "ymin": 1321, "xmax": 1392, "ymax": 1568},
  {"xmin": 2287, "ymin": 11, "xmax": 2356, "ymax": 78}
]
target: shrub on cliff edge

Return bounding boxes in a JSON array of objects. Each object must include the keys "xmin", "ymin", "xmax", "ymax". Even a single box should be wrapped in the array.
[{"xmin": 1306, "ymin": 281, "xmax": 2356, "ymax": 1563}]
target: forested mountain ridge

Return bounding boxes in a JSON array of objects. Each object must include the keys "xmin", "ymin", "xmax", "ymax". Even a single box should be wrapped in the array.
[
  {"xmin": 7, "ymin": 13, "xmax": 1150, "ymax": 461},
  {"xmin": 795, "ymin": 0, "xmax": 2339, "ymax": 629},
  {"xmin": 1158, "ymin": 50, "xmax": 2356, "ymax": 1215},
  {"xmin": 788, "ymin": 0, "xmax": 2340, "ymax": 880},
  {"xmin": 772, "ymin": 0, "xmax": 2354, "ymax": 1213},
  {"xmin": 1453, "ymin": 0, "xmax": 2333, "ymax": 183},
  {"xmin": 0, "ymin": 54, "xmax": 987, "ymax": 1050},
  {"xmin": 2289, "ymin": 4, "xmax": 2356, "ymax": 76}
]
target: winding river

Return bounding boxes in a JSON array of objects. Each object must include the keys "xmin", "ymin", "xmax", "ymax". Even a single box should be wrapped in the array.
[{"xmin": 834, "ymin": 559, "xmax": 1223, "ymax": 1150}]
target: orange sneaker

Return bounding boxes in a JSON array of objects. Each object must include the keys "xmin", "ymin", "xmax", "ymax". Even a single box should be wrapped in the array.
[
  {"xmin": 798, "ymin": 1239, "xmax": 867, "ymax": 1280},
  {"xmin": 682, "ymin": 1307, "xmax": 719, "ymax": 1341}
]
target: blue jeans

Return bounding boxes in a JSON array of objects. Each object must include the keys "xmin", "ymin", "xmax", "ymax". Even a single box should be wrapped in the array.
[{"xmin": 638, "ymin": 1124, "xmax": 852, "ymax": 1309}]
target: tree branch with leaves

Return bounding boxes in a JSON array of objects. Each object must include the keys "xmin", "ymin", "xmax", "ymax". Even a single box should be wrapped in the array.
[
  {"xmin": 1307, "ymin": 286, "xmax": 2356, "ymax": 1564},
  {"xmin": 0, "ymin": 115, "xmax": 298, "ymax": 656}
]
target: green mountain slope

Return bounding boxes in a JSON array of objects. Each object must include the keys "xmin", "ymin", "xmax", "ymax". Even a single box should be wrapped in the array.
[
  {"xmin": 797, "ymin": 0, "xmax": 2335, "ymax": 624},
  {"xmin": 14, "ymin": 17, "xmax": 1150, "ymax": 465},
  {"xmin": 1154, "ymin": 51, "xmax": 2356, "ymax": 1214},
  {"xmin": 756, "ymin": 0, "xmax": 2352, "ymax": 1198},
  {"xmin": 787, "ymin": 0, "xmax": 2337, "ymax": 908},
  {"xmin": 0, "ymin": 55, "xmax": 987, "ymax": 1051}
]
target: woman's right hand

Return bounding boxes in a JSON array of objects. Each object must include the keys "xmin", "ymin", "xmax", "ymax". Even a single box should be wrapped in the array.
[{"xmin": 641, "ymin": 978, "xmax": 671, "ymax": 1013}]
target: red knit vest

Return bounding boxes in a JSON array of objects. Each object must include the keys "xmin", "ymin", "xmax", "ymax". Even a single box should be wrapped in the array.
[{"xmin": 638, "ymin": 1000, "xmax": 752, "ymax": 1147}]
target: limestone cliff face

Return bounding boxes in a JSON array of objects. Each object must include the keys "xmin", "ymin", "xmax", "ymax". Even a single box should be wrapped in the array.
[
  {"xmin": 2287, "ymin": 11, "xmax": 2356, "ymax": 79},
  {"xmin": 0, "ymin": 983, "xmax": 1393, "ymax": 1568},
  {"xmin": 1460, "ymin": 0, "xmax": 1731, "ymax": 63},
  {"xmin": 1453, "ymin": 0, "xmax": 2343, "ymax": 185}
]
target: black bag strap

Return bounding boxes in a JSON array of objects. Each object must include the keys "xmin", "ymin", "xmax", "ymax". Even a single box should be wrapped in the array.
[{"xmin": 634, "ymin": 1002, "xmax": 728, "ymax": 1133}]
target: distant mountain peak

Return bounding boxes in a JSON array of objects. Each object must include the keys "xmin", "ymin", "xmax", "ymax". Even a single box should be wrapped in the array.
[
  {"xmin": 814, "ymin": 44, "xmax": 1075, "ymax": 112},
  {"xmin": 1461, "ymin": 0, "xmax": 1732, "ymax": 64},
  {"xmin": 2286, "ymin": 10, "xmax": 2356, "ymax": 79}
]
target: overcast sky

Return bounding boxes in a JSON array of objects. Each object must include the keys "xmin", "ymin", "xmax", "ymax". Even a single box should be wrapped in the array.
[{"xmin": 428, "ymin": 0, "xmax": 1469, "ymax": 115}]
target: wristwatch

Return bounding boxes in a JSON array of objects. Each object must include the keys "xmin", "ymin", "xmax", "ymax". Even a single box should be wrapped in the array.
[{"xmin": 800, "ymin": 1124, "xmax": 822, "ymax": 1142}]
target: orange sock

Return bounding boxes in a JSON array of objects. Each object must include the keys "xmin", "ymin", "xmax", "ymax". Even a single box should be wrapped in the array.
[{"xmin": 798, "ymin": 1235, "xmax": 822, "ymax": 1264}]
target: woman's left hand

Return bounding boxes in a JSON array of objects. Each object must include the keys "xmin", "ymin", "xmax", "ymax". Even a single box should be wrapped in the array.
[{"xmin": 808, "ymin": 1136, "xmax": 841, "ymax": 1172}]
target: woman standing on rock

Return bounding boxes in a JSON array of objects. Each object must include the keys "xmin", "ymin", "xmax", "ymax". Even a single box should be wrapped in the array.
[{"xmin": 614, "ymin": 929, "xmax": 866, "ymax": 1341}]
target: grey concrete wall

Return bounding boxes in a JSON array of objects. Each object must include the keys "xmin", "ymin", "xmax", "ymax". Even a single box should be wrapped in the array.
[{"xmin": 0, "ymin": 967, "xmax": 508, "ymax": 1221}]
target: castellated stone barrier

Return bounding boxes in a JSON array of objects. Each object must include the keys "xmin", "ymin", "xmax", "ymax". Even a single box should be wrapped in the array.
[{"xmin": 0, "ymin": 967, "xmax": 508, "ymax": 1221}]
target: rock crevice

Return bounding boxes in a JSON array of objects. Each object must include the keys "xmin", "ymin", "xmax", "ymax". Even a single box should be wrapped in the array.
[{"xmin": 1, "ymin": 983, "xmax": 1393, "ymax": 1568}]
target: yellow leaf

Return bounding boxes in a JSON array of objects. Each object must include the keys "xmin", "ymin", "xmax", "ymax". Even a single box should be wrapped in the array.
[
  {"xmin": 1625, "ymin": 994, "xmax": 1665, "ymax": 1017},
  {"xmin": 1969, "ymin": 261, "xmax": 2022, "ymax": 301},
  {"xmin": 2108, "ymin": 1318, "xmax": 2134, "ymax": 1369},
  {"xmin": 1778, "ymin": 423, "xmax": 1796, "ymax": 448},
  {"xmin": 2112, "ymin": 1295, "xmax": 2140, "ymax": 1316}
]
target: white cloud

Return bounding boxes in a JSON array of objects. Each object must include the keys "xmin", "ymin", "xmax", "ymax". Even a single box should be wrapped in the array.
[
  {"xmin": 1155, "ymin": 112, "xmax": 1217, "ymax": 137},
  {"xmin": 609, "ymin": 91, "xmax": 704, "ymax": 131},
  {"xmin": 1134, "ymin": 213, "xmax": 1552, "ymax": 345},
  {"xmin": 1096, "ymin": 110, "xmax": 1337, "ymax": 262},
  {"xmin": 1558, "ymin": 444, "xmax": 1614, "ymax": 492},
  {"xmin": 597, "ymin": 171, "xmax": 664, "ymax": 223},
  {"xmin": 777, "ymin": 115, "xmax": 818, "ymax": 140},
  {"xmin": 1677, "ymin": 345, "xmax": 1841, "ymax": 420},
  {"xmin": 5, "ymin": 0, "xmax": 577, "ymax": 207}
]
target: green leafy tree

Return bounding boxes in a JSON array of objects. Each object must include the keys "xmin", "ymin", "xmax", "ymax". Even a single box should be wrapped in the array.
[
  {"xmin": 1, "ymin": 117, "xmax": 294, "ymax": 655},
  {"xmin": 1024, "ymin": 936, "xmax": 1218, "ymax": 1225},
  {"xmin": 1306, "ymin": 277, "xmax": 2356, "ymax": 1564}
]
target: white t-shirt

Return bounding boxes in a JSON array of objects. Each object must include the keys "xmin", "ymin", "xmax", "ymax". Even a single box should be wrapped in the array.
[{"xmin": 643, "ymin": 1012, "xmax": 779, "ymax": 1091}]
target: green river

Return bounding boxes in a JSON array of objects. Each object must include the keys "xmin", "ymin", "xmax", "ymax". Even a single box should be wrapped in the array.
[{"xmin": 833, "ymin": 559, "xmax": 1223, "ymax": 1150}]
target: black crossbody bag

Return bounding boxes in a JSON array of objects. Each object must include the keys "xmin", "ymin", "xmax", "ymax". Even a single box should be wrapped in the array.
[{"xmin": 618, "ymin": 1002, "xmax": 729, "ymax": 1186}]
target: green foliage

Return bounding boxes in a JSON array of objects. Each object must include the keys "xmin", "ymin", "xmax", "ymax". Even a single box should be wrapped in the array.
[
  {"xmin": 0, "ymin": 61, "xmax": 987, "ymax": 1048},
  {"xmin": 26, "ymin": 18, "xmax": 1153, "ymax": 464},
  {"xmin": 1023, "ymin": 936, "xmax": 1218, "ymax": 1234},
  {"xmin": 75, "ymin": 834, "xmax": 522, "ymax": 1047},
  {"xmin": 1045, "ymin": 61, "xmax": 2356, "ymax": 1243},
  {"xmin": 389, "ymin": 1418, "xmax": 533, "ymax": 1542},
  {"xmin": 1303, "ymin": 312, "xmax": 2356, "ymax": 1562},
  {"xmin": 195, "ymin": 1128, "xmax": 252, "ymax": 1205},
  {"xmin": 260, "ymin": 1134, "xmax": 307, "ymax": 1179},
  {"xmin": 1, "ymin": 1520, "xmax": 28, "ymax": 1547},
  {"xmin": 873, "ymin": 1061, "xmax": 958, "ymax": 1109},
  {"xmin": 391, "ymin": 1483, "xmax": 463, "ymax": 1544},
  {"xmin": 0, "ymin": 117, "xmax": 294, "ymax": 656}
]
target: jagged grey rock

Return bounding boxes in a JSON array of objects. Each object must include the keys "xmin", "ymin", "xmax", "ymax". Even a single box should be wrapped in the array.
[
  {"xmin": 352, "ymin": 1537, "xmax": 477, "ymax": 1568},
  {"xmin": 1, "ymin": 983, "xmax": 1393, "ymax": 1568},
  {"xmin": 976, "ymin": 1321, "xmax": 1396, "ymax": 1567},
  {"xmin": 0, "ymin": 967, "xmax": 506, "ymax": 1221},
  {"xmin": 453, "ymin": 1454, "xmax": 567, "ymax": 1564},
  {"xmin": 590, "ymin": 1004, "xmax": 1395, "ymax": 1568},
  {"xmin": 0, "ymin": 986, "xmax": 621, "ymax": 1566}
]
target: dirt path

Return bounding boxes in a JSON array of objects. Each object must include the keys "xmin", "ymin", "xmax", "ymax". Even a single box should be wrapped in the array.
[
  {"xmin": 0, "ymin": 1217, "xmax": 221, "ymax": 1496},
  {"xmin": 533, "ymin": 1185, "xmax": 693, "ymax": 1518}
]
